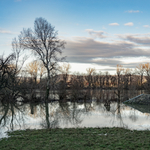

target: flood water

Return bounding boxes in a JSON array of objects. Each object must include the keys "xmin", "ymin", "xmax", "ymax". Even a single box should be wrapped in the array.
[{"xmin": 0, "ymin": 89, "xmax": 150, "ymax": 139}]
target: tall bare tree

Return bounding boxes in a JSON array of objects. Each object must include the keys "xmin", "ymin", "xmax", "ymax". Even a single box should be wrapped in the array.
[
  {"xmin": 19, "ymin": 17, "xmax": 66, "ymax": 100},
  {"xmin": 0, "ymin": 38, "xmax": 27, "ymax": 101}
]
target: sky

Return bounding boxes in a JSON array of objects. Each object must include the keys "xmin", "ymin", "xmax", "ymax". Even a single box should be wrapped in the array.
[{"xmin": 1, "ymin": 0, "xmax": 150, "ymax": 74}]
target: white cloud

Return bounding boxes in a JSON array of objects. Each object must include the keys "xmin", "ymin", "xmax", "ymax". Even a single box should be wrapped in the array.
[
  {"xmin": 143, "ymin": 25, "xmax": 150, "ymax": 28},
  {"xmin": 0, "ymin": 30, "xmax": 12, "ymax": 34},
  {"xmin": 124, "ymin": 22, "xmax": 134, "ymax": 26},
  {"xmin": 109, "ymin": 23, "xmax": 119, "ymax": 26},
  {"xmin": 85, "ymin": 29, "xmax": 107, "ymax": 38},
  {"xmin": 125, "ymin": 10, "xmax": 141, "ymax": 13},
  {"xmin": 0, "ymin": 28, "xmax": 18, "ymax": 35}
]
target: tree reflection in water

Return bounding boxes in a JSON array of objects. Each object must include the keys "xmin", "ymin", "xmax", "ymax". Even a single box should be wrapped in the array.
[
  {"xmin": 98, "ymin": 89, "xmax": 130, "ymax": 128},
  {"xmin": 40, "ymin": 101, "xmax": 59, "ymax": 129},
  {"xmin": 39, "ymin": 101, "xmax": 83, "ymax": 129},
  {"xmin": 38, "ymin": 89, "xmax": 146, "ymax": 129},
  {"xmin": 0, "ymin": 100, "xmax": 26, "ymax": 135},
  {"xmin": 0, "ymin": 89, "xmax": 149, "ymax": 138},
  {"xmin": 58, "ymin": 101, "xmax": 83, "ymax": 127}
]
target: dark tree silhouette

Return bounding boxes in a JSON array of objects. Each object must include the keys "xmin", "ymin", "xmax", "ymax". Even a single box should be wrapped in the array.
[{"xmin": 19, "ymin": 17, "xmax": 66, "ymax": 100}]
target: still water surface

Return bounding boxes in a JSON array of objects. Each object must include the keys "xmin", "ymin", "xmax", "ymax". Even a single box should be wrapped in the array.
[{"xmin": 1, "ymin": 98, "xmax": 150, "ymax": 139}]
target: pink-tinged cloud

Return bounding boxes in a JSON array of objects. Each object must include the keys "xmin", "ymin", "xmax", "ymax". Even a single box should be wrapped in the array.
[
  {"xmin": 85, "ymin": 29, "xmax": 107, "ymax": 38},
  {"xmin": 124, "ymin": 22, "xmax": 134, "ymax": 26},
  {"xmin": 0, "ymin": 30, "xmax": 12, "ymax": 34},
  {"xmin": 143, "ymin": 25, "xmax": 150, "ymax": 28},
  {"xmin": 109, "ymin": 23, "xmax": 119, "ymax": 26}
]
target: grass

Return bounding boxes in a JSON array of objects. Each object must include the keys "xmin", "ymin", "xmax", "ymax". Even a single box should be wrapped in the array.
[{"xmin": 0, "ymin": 127, "xmax": 150, "ymax": 150}]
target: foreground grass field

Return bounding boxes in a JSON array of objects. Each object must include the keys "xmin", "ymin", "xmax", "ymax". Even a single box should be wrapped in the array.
[{"xmin": 0, "ymin": 127, "xmax": 150, "ymax": 150}]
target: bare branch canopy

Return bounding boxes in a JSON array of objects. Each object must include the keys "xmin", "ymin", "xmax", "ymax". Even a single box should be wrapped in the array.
[{"xmin": 19, "ymin": 17, "xmax": 66, "ymax": 99}]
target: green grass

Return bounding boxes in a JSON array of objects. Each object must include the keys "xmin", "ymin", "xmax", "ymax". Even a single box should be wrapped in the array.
[{"xmin": 0, "ymin": 127, "xmax": 150, "ymax": 150}]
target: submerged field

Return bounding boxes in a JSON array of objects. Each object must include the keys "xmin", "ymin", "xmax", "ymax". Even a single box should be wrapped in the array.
[{"xmin": 0, "ymin": 127, "xmax": 150, "ymax": 150}]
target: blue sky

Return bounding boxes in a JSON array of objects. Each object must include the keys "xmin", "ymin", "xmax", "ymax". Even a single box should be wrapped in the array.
[{"xmin": 1, "ymin": 0, "xmax": 150, "ymax": 74}]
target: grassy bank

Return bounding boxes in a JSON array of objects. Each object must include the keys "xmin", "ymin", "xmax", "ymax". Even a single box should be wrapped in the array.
[{"xmin": 0, "ymin": 127, "xmax": 150, "ymax": 150}]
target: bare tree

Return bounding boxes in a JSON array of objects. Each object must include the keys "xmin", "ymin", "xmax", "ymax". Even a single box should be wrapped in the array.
[
  {"xmin": 115, "ymin": 65, "xmax": 124, "ymax": 100},
  {"xmin": 26, "ymin": 60, "xmax": 39, "ymax": 84},
  {"xmin": 0, "ymin": 50, "xmax": 26, "ymax": 101},
  {"xmin": 143, "ymin": 63, "xmax": 150, "ymax": 91},
  {"xmin": 116, "ymin": 64, "xmax": 124, "ymax": 87},
  {"xmin": 0, "ymin": 54, "xmax": 14, "ymax": 91},
  {"xmin": 58, "ymin": 63, "xmax": 71, "ymax": 100},
  {"xmin": 123, "ymin": 68, "xmax": 133, "ymax": 90},
  {"xmin": 136, "ymin": 64, "xmax": 145, "ymax": 88},
  {"xmin": 143, "ymin": 63, "xmax": 150, "ymax": 76},
  {"xmin": 10, "ymin": 38, "xmax": 27, "ymax": 100},
  {"xmin": 59, "ymin": 63, "xmax": 71, "ymax": 85},
  {"xmin": 85, "ymin": 68, "xmax": 96, "ymax": 88},
  {"xmin": 70, "ymin": 74, "xmax": 82, "ymax": 101},
  {"xmin": 19, "ymin": 17, "xmax": 66, "ymax": 100},
  {"xmin": 0, "ymin": 36, "xmax": 29, "ymax": 102}
]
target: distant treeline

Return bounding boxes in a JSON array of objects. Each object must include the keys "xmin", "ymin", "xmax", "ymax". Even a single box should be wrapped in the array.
[{"xmin": 0, "ymin": 53, "xmax": 150, "ymax": 103}]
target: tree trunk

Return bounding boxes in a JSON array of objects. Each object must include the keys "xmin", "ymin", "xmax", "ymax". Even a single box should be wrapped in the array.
[
  {"xmin": 45, "ymin": 102, "xmax": 50, "ymax": 128},
  {"xmin": 46, "ymin": 68, "xmax": 50, "ymax": 100}
]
